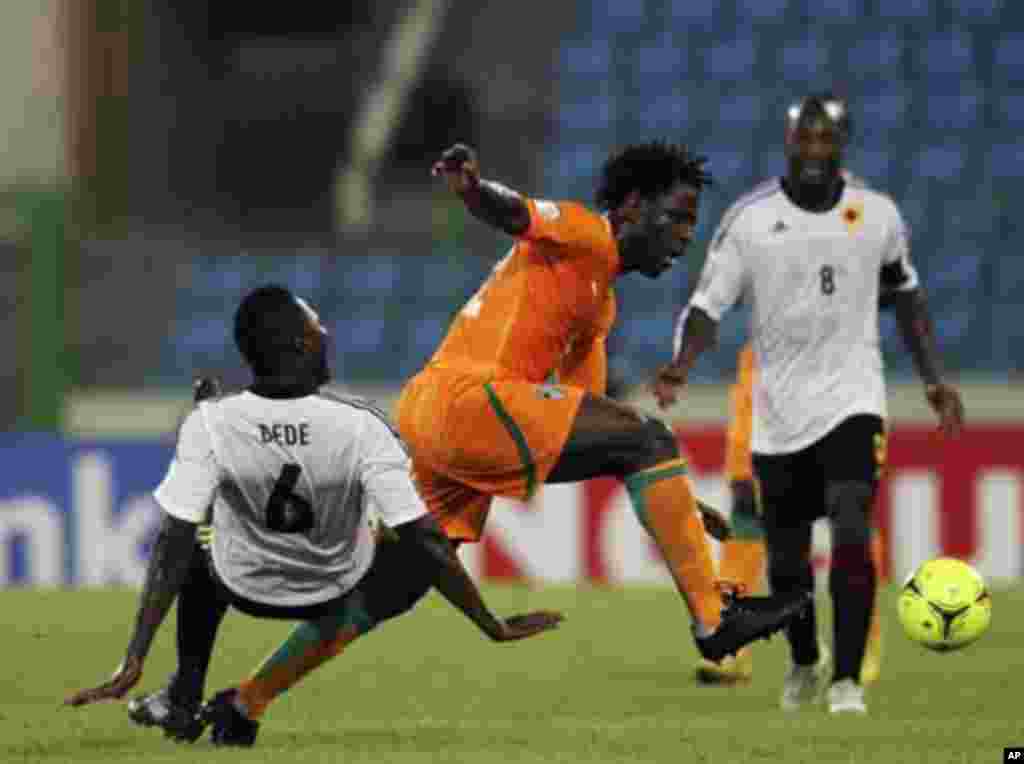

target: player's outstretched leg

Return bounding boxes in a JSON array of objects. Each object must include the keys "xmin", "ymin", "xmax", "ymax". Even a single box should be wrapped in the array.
[
  {"xmin": 204, "ymin": 543, "xmax": 432, "ymax": 742},
  {"xmin": 200, "ymin": 615, "xmax": 367, "ymax": 746},
  {"xmin": 548, "ymin": 394, "xmax": 809, "ymax": 661}
]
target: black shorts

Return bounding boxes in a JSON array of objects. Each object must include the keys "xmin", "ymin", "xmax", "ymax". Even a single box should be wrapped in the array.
[
  {"xmin": 206, "ymin": 537, "xmax": 433, "ymax": 624},
  {"xmin": 752, "ymin": 414, "xmax": 884, "ymax": 529}
]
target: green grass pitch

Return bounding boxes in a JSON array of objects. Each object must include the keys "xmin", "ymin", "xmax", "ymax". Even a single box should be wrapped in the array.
[{"xmin": 2, "ymin": 583, "xmax": 1021, "ymax": 763}]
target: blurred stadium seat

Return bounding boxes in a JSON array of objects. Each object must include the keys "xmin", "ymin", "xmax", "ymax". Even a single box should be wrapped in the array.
[
  {"xmin": 778, "ymin": 37, "xmax": 829, "ymax": 82},
  {"xmin": 705, "ymin": 36, "xmax": 758, "ymax": 81},
  {"xmin": 733, "ymin": 0, "xmax": 789, "ymax": 22},
  {"xmin": 993, "ymin": 34, "xmax": 1024, "ymax": 81},
  {"xmin": 985, "ymin": 142, "xmax": 1024, "ymax": 179},
  {"xmin": 875, "ymin": 0, "xmax": 933, "ymax": 21},
  {"xmin": 852, "ymin": 149, "xmax": 893, "ymax": 186},
  {"xmin": 996, "ymin": 93, "xmax": 1024, "ymax": 125},
  {"xmin": 666, "ymin": 0, "xmax": 717, "ymax": 26},
  {"xmin": 331, "ymin": 317, "xmax": 388, "ymax": 354},
  {"xmin": 599, "ymin": 0, "xmax": 648, "ymax": 35},
  {"xmin": 913, "ymin": 145, "xmax": 967, "ymax": 182},
  {"xmin": 951, "ymin": 0, "xmax": 1003, "ymax": 24},
  {"xmin": 559, "ymin": 97, "xmax": 615, "ymax": 132},
  {"xmin": 635, "ymin": 95, "xmax": 692, "ymax": 133},
  {"xmin": 699, "ymin": 148, "xmax": 750, "ymax": 187},
  {"xmin": 855, "ymin": 90, "xmax": 911, "ymax": 138},
  {"xmin": 845, "ymin": 31, "xmax": 905, "ymax": 79},
  {"xmin": 632, "ymin": 35, "xmax": 685, "ymax": 78},
  {"xmin": 560, "ymin": 39, "xmax": 612, "ymax": 77},
  {"xmin": 923, "ymin": 90, "xmax": 984, "ymax": 130},
  {"xmin": 815, "ymin": 0, "xmax": 865, "ymax": 23},
  {"xmin": 918, "ymin": 30, "xmax": 975, "ymax": 79}
]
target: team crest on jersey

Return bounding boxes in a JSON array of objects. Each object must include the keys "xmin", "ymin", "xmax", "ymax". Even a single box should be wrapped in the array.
[
  {"xmin": 842, "ymin": 203, "xmax": 864, "ymax": 233},
  {"xmin": 534, "ymin": 200, "xmax": 560, "ymax": 221},
  {"xmin": 535, "ymin": 383, "xmax": 566, "ymax": 400}
]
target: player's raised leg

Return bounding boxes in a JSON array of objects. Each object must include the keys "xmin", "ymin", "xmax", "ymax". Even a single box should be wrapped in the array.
[
  {"xmin": 219, "ymin": 539, "xmax": 434, "ymax": 736},
  {"xmin": 547, "ymin": 393, "xmax": 810, "ymax": 660}
]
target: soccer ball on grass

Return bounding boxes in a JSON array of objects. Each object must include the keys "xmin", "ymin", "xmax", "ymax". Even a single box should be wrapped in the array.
[{"xmin": 897, "ymin": 557, "xmax": 991, "ymax": 651}]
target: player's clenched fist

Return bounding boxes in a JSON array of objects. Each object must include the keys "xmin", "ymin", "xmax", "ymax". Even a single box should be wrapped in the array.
[
  {"xmin": 925, "ymin": 382, "xmax": 965, "ymax": 438},
  {"xmin": 431, "ymin": 143, "xmax": 481, "ymax": 195},
  {"xmin": 650, "ymin": 362, "xmax": 689, "ymax": 410}
]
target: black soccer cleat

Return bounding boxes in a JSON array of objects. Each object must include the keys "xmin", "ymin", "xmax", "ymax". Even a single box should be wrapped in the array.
[
  {"xmin": 200, "ymin": 688, "xmax": 260, "ymax": 747},
  {"xmin": 127, "ymin": 686, "xmax": 204, "ymax": 743},
  {"xmin": 695, "ymin": 591, "xmax": 813, "ymax": 663}
]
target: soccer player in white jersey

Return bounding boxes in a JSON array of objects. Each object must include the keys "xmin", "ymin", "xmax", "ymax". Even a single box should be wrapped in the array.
[
  {"xmin": 652, "ymin": 93, "xmax": 965, "ymax": 714},
  {"xmin": 65, "ymin": 285, "xmax": 563, "ymax": 745}
]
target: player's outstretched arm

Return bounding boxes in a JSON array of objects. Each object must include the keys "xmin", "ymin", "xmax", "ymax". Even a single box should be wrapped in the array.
[
  {"xmin": 64, "ymin": 513, "xmax": 199, "ymax": 706},
  {"xmin": 887, "ymin": 288, "xmax": 965, "ymax": 437},
  {"xmin": 393, "ymin": 514, "xmax": 564, "ymax": 641},
  {"xmin": 431, "ymin": 143, "xmax": 530, "ymax": 237},
  {"xmin": 652, "ymin": 306, "xmax": 718, "ymax": 410}
]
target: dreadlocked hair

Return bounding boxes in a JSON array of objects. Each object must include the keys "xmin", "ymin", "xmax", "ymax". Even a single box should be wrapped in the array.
[
  {"xmin": 234, "ymin": 284, "xmax": 308, "ymax": 376},
  {"xmin": 595, "ymin": 141, "xmax": 712, "ymax": 211}
]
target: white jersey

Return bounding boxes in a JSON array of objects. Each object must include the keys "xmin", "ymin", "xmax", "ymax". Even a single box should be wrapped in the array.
[
  {"xmin": 688, "ymin": 177, "xmax": 919, "ymax": 454},
  {"xmin": 154, "ymin": 389, "xmax": 426, "ymax": 607}
]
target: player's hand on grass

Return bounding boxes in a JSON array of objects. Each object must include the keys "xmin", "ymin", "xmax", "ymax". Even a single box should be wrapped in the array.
[
  {"xmin": 64, "ymin": 656, "xmax": 143, "ymax": 707},
  {"xmin": 925, "ymin": 383, "xmax": 965, "ymax": 438},
  {"xmin": 651, "ymin": 362, "xmax": 689, "ymax": 410},
  {"xmin": 431, "ymin": 143, "xmax": 480, "ymax": 195},
  {"xmin": 492, "ymin": 611, "xmax": 564, "ymax": 642}
]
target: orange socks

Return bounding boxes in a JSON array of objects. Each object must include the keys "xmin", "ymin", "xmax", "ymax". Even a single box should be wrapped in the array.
[
  {"xmin": 719, "ymin": 539, "xmax": 767, "ymax": 595},
  {"xmin": 625, "ymin": 458, "xmax": 722, "ymax": 632},
  {"xmin": 236, "ymin": 622, "xmax": 363, "ymax": 719}
]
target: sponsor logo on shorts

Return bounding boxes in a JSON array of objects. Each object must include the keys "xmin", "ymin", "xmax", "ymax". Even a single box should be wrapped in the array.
[
  {"xmin": 535, "ymin": 200, "xmax": 560, "ymax": 221},
  {"xmin": 536, "ymin": 384, "xmax": 566, "ymax": 400}
]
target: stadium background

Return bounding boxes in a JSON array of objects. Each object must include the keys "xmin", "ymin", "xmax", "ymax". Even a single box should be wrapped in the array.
[{"xmin": 2, "ymin": 0, "xmax": 1023, "ymax": 589}]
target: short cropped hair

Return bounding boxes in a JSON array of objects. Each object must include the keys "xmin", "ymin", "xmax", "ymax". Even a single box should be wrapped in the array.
[
  {"xmin": 596, "ymin": 141, "xmax": 711, "ymax": 211},
  {"xmin": 234, "ymin": 284, "xmax": 308, "ymax": 376}
]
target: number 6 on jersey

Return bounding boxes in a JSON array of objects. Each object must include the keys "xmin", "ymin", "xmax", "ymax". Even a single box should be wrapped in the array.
[
  {"xmin": 820, "ymin": 265, "xmax": 836, "ymax": 295},
  {"xmin": 266, "ymin": 464, "xmax": 314, "ymax": 533}
]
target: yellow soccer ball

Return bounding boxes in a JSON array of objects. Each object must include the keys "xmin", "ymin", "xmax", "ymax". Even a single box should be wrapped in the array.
[{"xmin": 898, "ymin": 557, "xmax": 991, "ymax": 651}]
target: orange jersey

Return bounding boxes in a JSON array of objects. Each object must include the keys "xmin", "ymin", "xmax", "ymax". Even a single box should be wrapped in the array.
[
  {"xmin": 429, "ymin": 198, "xmax": 619, "ymax": 393},
  {"xmin": 724, "ymin": 343, "xmax": 755, "ymax": 482}
]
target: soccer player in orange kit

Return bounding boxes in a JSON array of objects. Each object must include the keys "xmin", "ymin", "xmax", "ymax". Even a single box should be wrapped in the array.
[{"xmin": 396, "ymin": 142, "xmax": 810, "ymax": 663}]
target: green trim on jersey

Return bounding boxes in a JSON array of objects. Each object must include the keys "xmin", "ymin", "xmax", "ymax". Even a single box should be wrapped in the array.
[{"xmin": 483, "ymin": 382, "xmax": 537, "ymax": 500}]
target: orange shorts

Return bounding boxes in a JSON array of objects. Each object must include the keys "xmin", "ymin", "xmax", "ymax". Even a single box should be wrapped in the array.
[{"xmin": 395, "ymin": 366, "xmax": 584, "ymax": 542}]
